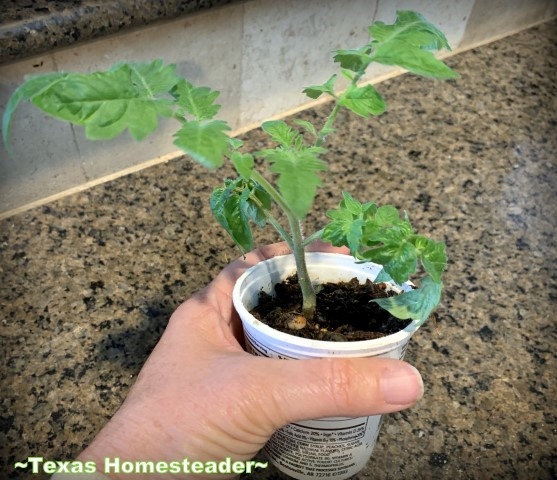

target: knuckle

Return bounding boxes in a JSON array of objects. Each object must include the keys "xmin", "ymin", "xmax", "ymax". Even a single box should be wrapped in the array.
[{"xmin": 323, "ymin": 358, "xmax": 357, "ymax": 409}]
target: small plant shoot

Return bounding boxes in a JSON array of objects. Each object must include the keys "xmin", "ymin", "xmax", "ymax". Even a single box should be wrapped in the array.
[{"xmin": 4, "ymin": 11, "xmax": 457, "ymax": 327}]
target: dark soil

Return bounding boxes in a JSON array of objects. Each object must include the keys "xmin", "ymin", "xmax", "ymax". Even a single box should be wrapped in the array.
[{"xmin": 251, "ymin": 275, "xmax": 411, "ymax": 341}]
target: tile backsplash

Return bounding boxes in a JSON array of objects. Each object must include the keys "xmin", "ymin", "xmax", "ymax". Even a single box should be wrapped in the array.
[{"xmin": 0, "ymin": 0, "xmax": 555, "ymax": 217}]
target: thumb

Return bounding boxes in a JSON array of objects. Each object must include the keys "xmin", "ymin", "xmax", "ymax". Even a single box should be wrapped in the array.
[{"xmin": 260, "ymin": 356, "xmax": 423, "ymax": 426}]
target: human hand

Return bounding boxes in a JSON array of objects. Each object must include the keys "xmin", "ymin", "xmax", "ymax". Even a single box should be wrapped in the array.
[{"xmin": 73, "ymin": 242, "xmax": 423, "ymax": 479}]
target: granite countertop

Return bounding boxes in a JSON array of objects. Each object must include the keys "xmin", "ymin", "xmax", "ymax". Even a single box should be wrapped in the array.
[
  {"xmin": 0, "ymin": 0, "xmax": 241, "ymax": 65},
  {"xmin": 1, "ymin": 19, "xmax": 556, "ymax": 480}
]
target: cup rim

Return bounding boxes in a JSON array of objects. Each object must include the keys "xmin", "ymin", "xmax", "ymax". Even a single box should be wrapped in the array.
[{"xmin": 233, "ymin": 252, "xmax": 419, "ymax": 352}]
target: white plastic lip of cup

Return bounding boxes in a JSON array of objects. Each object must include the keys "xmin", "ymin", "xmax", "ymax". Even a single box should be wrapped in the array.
[
  {"xmin": 232, "ymin": 252, "xmax": 419, "ymax": 480},
  {"xmin": 233, "ymin": 252, "xmax": 418, "ymax": 359}
]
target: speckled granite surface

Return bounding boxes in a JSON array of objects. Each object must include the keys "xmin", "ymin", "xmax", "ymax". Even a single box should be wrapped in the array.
[
  {"xmin": 1, "ymin": 19, "xmax": 556, "ymax": 480},
  {"xmin": 0, "ymin": 0, "xmax": 242, "ymax": 65}
]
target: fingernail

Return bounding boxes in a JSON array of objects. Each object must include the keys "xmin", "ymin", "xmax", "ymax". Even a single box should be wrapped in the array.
[{"xmin": 380, "ymin": 364, "xmax": 424, "ymax": 405}]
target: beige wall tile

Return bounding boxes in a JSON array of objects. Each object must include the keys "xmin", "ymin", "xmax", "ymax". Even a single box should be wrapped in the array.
[
  {"xmin": 240, "ymin": 0, "xmax": 379, "ymax": 126},
  {"xmin": 0, "ymin": 6, "xmax": 244, "ymax": 213},
  {"xmin": 0, "ymin": 56, "xmax": 86, "ymax": 212},
  {"xmin": 1, "ymin": 0, "xmax": 554, "ymax": 216},
  {"xmin": 52, "ymin": 6, "xmax": 244, "ymax": 182},
  {"xmin": 462, "ymin": 0, "xmax": 555, "ymax": 48},
  {"xmin": 239, "ymin": 0, "xmax": 475, "ymax": 127}
]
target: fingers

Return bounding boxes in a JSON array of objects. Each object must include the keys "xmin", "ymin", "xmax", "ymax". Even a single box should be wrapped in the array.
[
  {"xmin": 305, "ymin": 239, "xmax": 350, "ymax": 255},
  {"xmin": 206, "ymin": 242, "xmax": 291, "ymax": 297},
  {"xmin": 255, "ymin": 357, "xmax": 423, "ymax": 427},
  {"xmin": 187, "ymin": 240, "xmax": 353, "ymax": 349}
]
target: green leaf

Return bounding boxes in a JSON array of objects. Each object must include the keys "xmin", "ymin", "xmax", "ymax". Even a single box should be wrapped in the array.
[
  {"xmin": 259, "ymin": 146, "xmax": 327, "ymax": 219},
  {"xmin": 323, "ymin": 192, "xmax": 376, "ymax": 255},
  {"xmin": 228, "ymin": 137, "xmax": 244, "ymax": 150},
  {"xmin": 126, "ymin": 60, "xmax": 180, "ymax": 95},
  {"xmin": 323, "ymin": 193, "xmax": 446, "ymax": 321},
  {"xmin": 361, "ymin": 211, "xmax": 416, "ymax": 284},
  {"xmin": 361, "ymin": 239, "xmax": 417, "ymax": 285},
  {"xmin": 341, "ymin": 191, "xmax": 366, "ymax": 215},
  {"xmin": 333, "ymin": 47, "xmax": 372, "ymax": 72},
  {"xmin": 303, "ymin": 74, "xmax": 337, "ymax": 100},
  {"xmin": 232, "ymin": 152, "xmax": 254, "ymax": 179},
  {"xmin": 210, "ymin": 178, "xmax": 271, "ymax": 254},
  {"xmin": 338, "ymin": 83, "xmax": 386, "ymax": 117},
  {"xmin": 370, "ymin": 11, "xmax": 450, "ymax": 51},
  {"xmin": 241, "ymin": 184, "xmax": 272, "ymax": 228},
  {"xmin": 374, "ymin": 204, "xmax": 400, "ymax": 225},
  {"xmin": 293, "ymin": 119, "xmax": 318, "ymax": 138},
  {"xmin": 340, "ymin": 69, "xmax": 356, "ymax": 81},
  {"xmin": 324, "ymin": 193, "xmax": 429, "ymax": 284},
  {"xmin": 261, "ymin": 120, "xmax": 299, "ymax": 147},
  {"xmin": 173, "ymin": 119, "xmax": 231, "ymax": 168},
  {"xmin": 370, "ymin": 10, "xmax": 458, "ymax": 79},
  {"xmin": 373, "ymin": 276, "xmax": 442, "ymax": 323},
  {"xmin": 374, "ymin": 44, "xmax": 457, "ymax": 79},
  {"xmin": 374, "ymin": 268, "xmax": 394, "ymax": 283},
  {"xmin": 172, "ymin": 78, "xmax": 221, "ymax": 120},
  {"xmin": 27, "ymin": 61, "xmax": 180, "ymax": 140},
  {"xmin": 413, "ymin": 236, "xmax": 447, "ymax": 282},
  {"xmin": 323, "ymin": 208, "xmax": 365, "ymax": 253},
  {"xmin": 362, "ymin": 213, "xmax": 414, "ymax": 244},
  {"xmin": 2, "ymin": 72, "xmax": 68, "ymax": 150},
  {"xmin": 211, "ymin": 180, "xmax": 253, "ymax": 254},
  {"xmin": 342, "ymin": 219, "xmax": 365, "ymax": 254}
]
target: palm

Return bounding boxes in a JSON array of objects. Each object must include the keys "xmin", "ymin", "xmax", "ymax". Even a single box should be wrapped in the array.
[{"xmin": 80, "ymin": 242, "xmax": 370, "ymax": 480}]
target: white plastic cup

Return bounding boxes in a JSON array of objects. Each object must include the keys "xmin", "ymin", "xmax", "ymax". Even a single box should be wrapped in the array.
[{"xmin": 233, "ymin": 253, "xmax": 419, "ymax": 480}]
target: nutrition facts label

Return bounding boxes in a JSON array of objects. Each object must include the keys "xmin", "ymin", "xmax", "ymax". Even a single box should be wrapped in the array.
[
  {"xmin": 243, "ymin": 327, "xmax": 386, "ymax": 479},
  {"xmin": 264, "ymin": 416, "xmax": 381, "ymax": 479},
  {"xmin": 280, "ymin": 418, "xmax": 368, "ymax": 444}
]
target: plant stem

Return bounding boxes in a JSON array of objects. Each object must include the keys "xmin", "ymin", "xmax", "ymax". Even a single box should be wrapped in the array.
[
  {"xmin": 288, "ymin": 217, "xmax": 317, "ymax": 319},
  {"xmin": 250, "ymin": 170, "xmax": 317, "ymax": 319},
  {"xmin": 316, "ymin": 103, "xmax": 341, "ymax": 147},
  {"xmin": 302, "ymin": 229, "xmax": 324, "ymax": 247},
  {"xmin": 315, "ymin": 69, "xmax": 366, "ymax": 147},
  {"xmin": 248, "ymin": 193, "xmax": 294, "ymax": 250},
  {"xmin": 250, "ymin": 170, "xmax": 292, "ymax": 218},
  {"xmin": 246, "ymin": 69, "xmax": 370, "ymax": 321}
]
